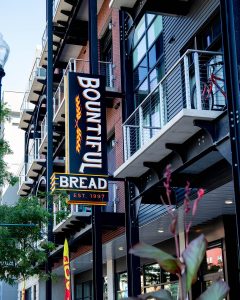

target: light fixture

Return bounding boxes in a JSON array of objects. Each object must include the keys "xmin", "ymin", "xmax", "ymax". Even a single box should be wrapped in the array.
[
  {"xmin": 118, "ymin": 246, "xmax": 124, "ymax": 251},
  {"xmin": 225, "ymin": 200, "xmax": 233, "ymax": 205},
  {"xmin": 0, "ymin": 33, "xmax": 10, "ymax": 68},
  {"xmin": 158, "ymin": 229, "xmax": 164, "ymax": 233},
  {"xmin": 0, "ymin": 33, "xmax": 10, "ymax": 100}
]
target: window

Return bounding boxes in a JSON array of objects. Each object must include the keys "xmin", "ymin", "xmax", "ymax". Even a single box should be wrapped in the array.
[
  {"xmin": 75, "ymin": 280, "xmax": 93, "ymax": 300},
  {"xmin": 116, "ymin": 272, "xmax": 128, "ymax": 299},
  {"xmin": 132, "ymin": 14, "xmax": 164, "ymax": 108},
  {"xmin": 25, "ymin": 287, "xmax": 31, "ymax": 300},
  {"xmin": 107, "ymin": 133, "xmax": 116, "ymax": 175},
  {"xmin": 183, "ymin": 14, "xmax": 222, "ymax": 52},
  {"xmin": 100, "ymin": 25, "xmax": 113, "ymax": 88},
  {"xmin": 142, "ymin": 263, "xmax": 178, "ymax": 299},
  {"xmin": 33, "ymin": 285, "xmax": 37, "ymax": 300},
  {"xmin": 200, "ymin": 241, "xmax": 225, "ymax": 293}
]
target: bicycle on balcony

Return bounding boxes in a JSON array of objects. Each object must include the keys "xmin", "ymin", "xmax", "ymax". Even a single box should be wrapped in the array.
[{"xmin": 191, "ymin": 59, "xmax": 226, "ymax": 111}]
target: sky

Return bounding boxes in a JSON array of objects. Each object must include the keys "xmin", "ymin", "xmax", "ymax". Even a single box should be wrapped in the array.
[
  {"xmin": 0, "ymin": 1, "xmax": 46, "ymax": 178},
  {"xmin": 0, "ymin": 1, "xmax": 46, "ymax": 97}
]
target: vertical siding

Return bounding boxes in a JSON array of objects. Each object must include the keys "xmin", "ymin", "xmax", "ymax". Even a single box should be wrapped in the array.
[{"xmin": 163, "ymin": 0, "xmax": 220, "ymax": 119}]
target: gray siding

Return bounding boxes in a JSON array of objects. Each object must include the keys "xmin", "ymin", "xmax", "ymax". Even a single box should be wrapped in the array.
[
  {"xmin": 139, "ymin": 204, "xmax": 168, "ymax": 226},
  {"xmin": 163, "ymin": 0, "xmax": 220, "ymax": 120}
]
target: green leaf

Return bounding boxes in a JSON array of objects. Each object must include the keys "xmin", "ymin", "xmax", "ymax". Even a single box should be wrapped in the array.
[
  {"xmin": 129, "ymin": 243, "xmax": 182, "ymax": 274},
  {"xmin": 182, "ymin": 234, "xmax": 207, "ymax": 292},
  {"xmin": 138, "ymin": 290, "xmax": 173, "ymax": 299},
  {"xmin": 197, "ymin": 280, "xmax": 229, "ymax": 300}
]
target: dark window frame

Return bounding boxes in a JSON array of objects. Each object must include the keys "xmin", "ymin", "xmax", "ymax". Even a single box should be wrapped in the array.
[{"xmin": 131, "ymin": 14, "xmax": 164, "ymax": 108}]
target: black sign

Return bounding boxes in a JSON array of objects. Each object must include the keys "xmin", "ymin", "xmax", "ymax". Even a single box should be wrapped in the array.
[
  {"xmin": 51, "ymin": 173, "xmax": 108, "ymax": 205},
  {"xmin": 51, "ymin": 73, "xmax": 108, "ymax": 205}
]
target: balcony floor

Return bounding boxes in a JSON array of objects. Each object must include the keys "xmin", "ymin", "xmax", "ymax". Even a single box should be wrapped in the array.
[
  {"xmin": 19, "ymin": 110, "xmax": 33, "ymax": 129},
  {"xmin": 53, "ymin": 212, "xmax": 92, "ymax": 233},
  {"xmin": 114, "ymin": 109, "xmax": 222, "ymax": 178},
  {"xmin": 27, "ymin": 159, "xmax": 46, "ymax": 178},
  {"xmin": 109, "ymin": 0, "xmax": 137, "ymax": 8},
  {"xmin": 18, "ymin": 180, "xmax": 34, "ymax": 196}
]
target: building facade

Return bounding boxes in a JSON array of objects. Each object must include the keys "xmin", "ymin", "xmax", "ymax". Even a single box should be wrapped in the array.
[{"xmin": 18, "ymin": 0, "xmax": 240, "ymax": 299}]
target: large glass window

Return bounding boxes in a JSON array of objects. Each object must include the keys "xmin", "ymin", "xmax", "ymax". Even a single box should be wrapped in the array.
[
  {"xmin": 116, "ymin": 272, "xmax": 128, "ymax": 299},
  {"xmin": 202, "ymin": 241, "xmax": 224, "ymax": 288},
  {"xmin": 142, "ymin": 263, "xmax": 178, "ymax": 299},
  {"xmin": 75, "ymin": 280, "xmax": 93, "ymax": 300},
  {"xmin": 132, "ymin": 14, "xmax": 164, "ymax": 108}
]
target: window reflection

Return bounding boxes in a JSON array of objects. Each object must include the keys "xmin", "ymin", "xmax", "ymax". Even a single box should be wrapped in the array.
[{"xmin": 116, "ymin": 272, "xmax": 128, "ymax": 299}]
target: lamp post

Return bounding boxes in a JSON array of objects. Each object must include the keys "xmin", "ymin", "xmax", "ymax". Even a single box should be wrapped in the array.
[{"xmin": 0, "ymin": 33, "xmax": 10, "ymax": 100}]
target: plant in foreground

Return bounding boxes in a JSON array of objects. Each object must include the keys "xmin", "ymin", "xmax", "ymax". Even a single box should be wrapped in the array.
[{"xmin": 126, "ymin": 165, "xmax": 229, "ymax": 300}]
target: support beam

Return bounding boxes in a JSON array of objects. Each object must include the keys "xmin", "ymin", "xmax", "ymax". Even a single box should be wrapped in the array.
[
  {"xmin": 125, "ymin": 180, "xmax": 141, "ymax": 297},
  {"xmin": 220, "ymin": 0, "xmax": 240, "ymax": 285},
  {"xmin": 88, "ymin": 1, "xmax": 103, "ymax": 300},
  {"xmin": 46, "ymin": 0, "xmax": 53, "ymax": 299}
]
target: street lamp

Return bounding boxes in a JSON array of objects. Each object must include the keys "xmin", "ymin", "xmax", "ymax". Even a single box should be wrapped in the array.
[{"xmin": 0, "ymin": 33, "xmax": 10, "ymax": 100}]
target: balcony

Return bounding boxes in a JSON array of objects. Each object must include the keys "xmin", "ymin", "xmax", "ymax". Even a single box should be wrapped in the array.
[
  {"xmin": 18, "ymin": 163, "xmax": 34, "ymax": 196},
  {"xmin": 109, "ymin": 0, "xmax": 137, "ymax": 9},
  {"xmin": 53, "ymin": 58, "xmax": 116, "ymax": 123},
  {"xmin": 115, "ymin": 50, "xmax": 226, "ymax": 178},
  {"xmin": 39, "ymin": 115, "xmax": 48, "ymax": 154},
  {"xmin": 53, "ymin": 202, "xmax": 92, "ymax": 233},
  {"xmin": 27, "ymin": 138, "xmax": 46, "ymax": 178},
  {"xmin": 25, "ymin": 57, "xmax": 46, "ymax": 105},
  {"xmin": 19, "ymin": 91, "xmax": 35, "ymax": 130},
  {"xmin": 109, "ymin": 0, "xmax": 191, "ymax": 16},
  {"xmin": 40, "ymin": 0, "xmax": 107, "ymax": 67}
]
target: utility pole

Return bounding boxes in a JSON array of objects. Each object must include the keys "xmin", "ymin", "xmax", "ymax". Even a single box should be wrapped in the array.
[
  {"xmin": 46, "ymin": 0, "xmax": 53, "ymax": 299},
  {"xmin": 88, "ymin": 1, "xmax": 103, "ymax": 299}
]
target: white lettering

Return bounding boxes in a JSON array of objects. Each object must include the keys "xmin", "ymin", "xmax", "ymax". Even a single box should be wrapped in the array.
[
  {"xmin": 77, "ymin": 77, "xmax": 100, "ymax": 89},
  {"xmin": 83, "ymin": 88, "xmax": 101, "ymax": 101},
  {"xmin": 87, "ymin": 124, "xmax": 101, "ymax": 135},
  {"xmin": 98, "ymin": 178, "xmax": 107, "ymax": 190},
  {"xmin": 85, "ymin": 101, "xmax": 101, "ymax": 112},
  {"xmin": 86, "ymin": 135, "xmax": 101, "ymax": 141},
  {"xmin": 70, "ymin": 177, "xmax": 78, "ymax": 188},
  {"xmin": 59, "ymin": 176, "xmax": 69, "ymax": 188},
  {"xmin": 88, "ymin": 177, "xmax": 97, "ymax": 189},
  {"xmin": 79, "ymin": 177, "xmax": 88, "ymax": 189},
  {"xmin": 79, "ymin": 162, "xmax": 102, "ymax": 173}
]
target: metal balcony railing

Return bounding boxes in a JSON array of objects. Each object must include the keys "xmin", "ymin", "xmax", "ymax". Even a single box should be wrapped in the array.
[
  {"xmin": 123, "ymin": 50, "xmax": 226, "ymax": 161},
  {"xmin": 19, "ymin": 163, "xmax": 32, "ymax": 189},
  {"xmin": 28, "ymin": 57, "xmax": 46, "ymax": 91},
  {"xmin": 42, "ymin": 0, "xmax": 64, "ymax": 51},
  {"xmin": 70, "ymin": 58, "xmax": 115, "ymax": 89},
  {"xmin": 40, "ymin": 115, "xmax": 48, "ymax": 144},
  {"xmin": 53, "ymin": 58, "xmax": 115, "ymax": 120},
  {"xmin": 27, "ymin": 138, "xmax": 42, "ymax": 173},
  {"xmin": 53, "ymin": 77, "xmax": 64, "ymax": 120},
  {"xmin": 53, "ymin": 201, "xmax": 92, "ymax": 229},
  {"xmin": 20, "ymin": 91, "xmax": 35, "ymax": 117}
]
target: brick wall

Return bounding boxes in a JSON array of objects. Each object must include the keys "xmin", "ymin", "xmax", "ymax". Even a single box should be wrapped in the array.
[{"xmin": 77, "ymin": 1, "xmax": 125, "ymax": 213}]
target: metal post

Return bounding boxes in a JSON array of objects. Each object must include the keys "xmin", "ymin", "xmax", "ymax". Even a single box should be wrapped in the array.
[
  {"xmin": 220, "ymin": 0, "xmax": 240, "ymax": 290},
  {"xmin": 46, "ymin": 0, "xmax": 53, "ymax": 299},
  {"xmin": 139, "ymin": 106, "xmax": 144, "ymax": 147},
  {"xmin": 88, "ymin": 0, "xmax": 103, "ymax": 299},
  {"xmin": 159, "ymin": 82, "xmax": 165, "ymax": 127},
  {"xmin": 0, "ymin": 68, "xmax": 5, "ymax": 103},
  {"xmin": 184, "ymin": 54, "xmax": 191, "ymax": 109},
  {"xmin": 193, "ymin": 52, "xmax": 202, "ymax": 110},
  {"xmin": 125, "ymin": 180, "xmax": 141, "ymax": 297}
]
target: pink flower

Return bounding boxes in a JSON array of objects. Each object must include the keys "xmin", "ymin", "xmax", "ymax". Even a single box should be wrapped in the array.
[{"xmin": 192, "ymin": 188, "xmax": 205, "ymax": 216}]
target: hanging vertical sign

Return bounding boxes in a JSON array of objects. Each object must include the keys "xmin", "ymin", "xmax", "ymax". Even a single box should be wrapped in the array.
[
  {"xmin": 63, "ymin": 239, "xmax": 71, "ymax": 300},
  {"xmin": 51, "ymin": 72, "xmax": 108, "ymax": 205}
]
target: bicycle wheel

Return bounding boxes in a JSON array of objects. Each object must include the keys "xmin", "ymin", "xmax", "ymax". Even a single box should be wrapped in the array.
[{"xmin": 191, "ymin": 82, "xmax": 214, "ymax": 110}]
